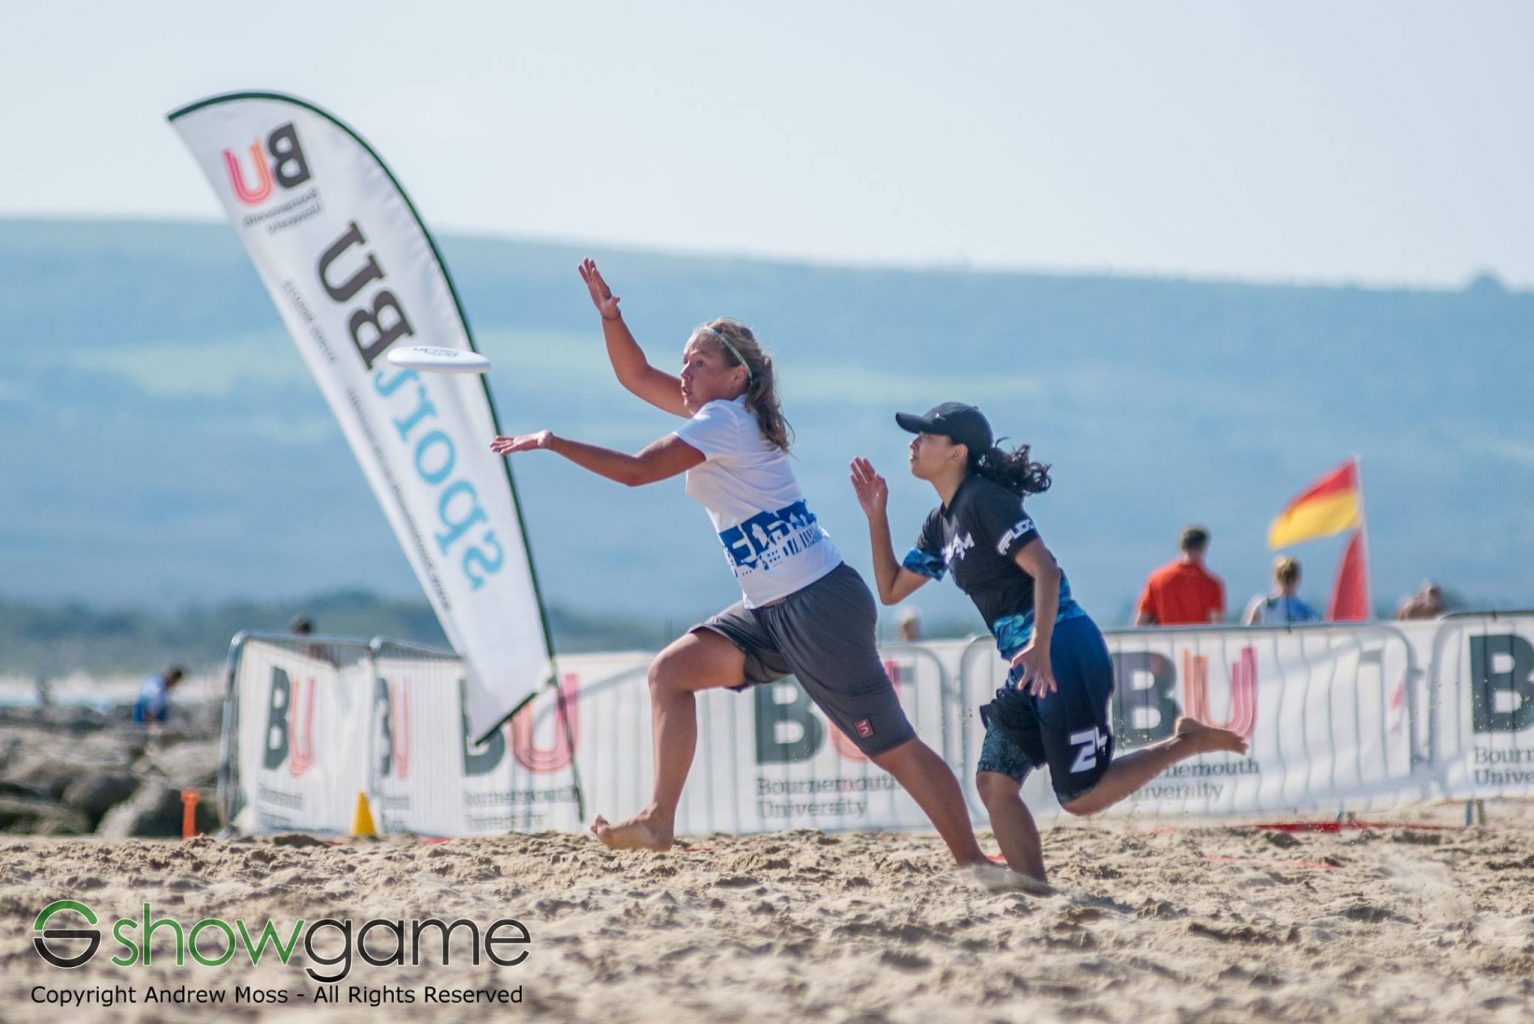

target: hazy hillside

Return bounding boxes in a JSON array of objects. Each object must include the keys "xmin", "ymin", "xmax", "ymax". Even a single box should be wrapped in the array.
[
  {"xmin": 2, "ymin": 218, "xmax": 1529, "ymax": 638},
  {"xmin": 0, "ymin": 590, "xmax": 685, "ymax": 678}
]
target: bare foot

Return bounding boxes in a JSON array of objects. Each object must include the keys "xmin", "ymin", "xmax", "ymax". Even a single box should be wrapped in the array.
[
  {"xmin": 590, "ymin": 812, "xmax": 674, "ymax": 851},
  {"xmin": 1174, "ymin": 716, "xmax": 1248, "ymax": 756},
  {"xmin": 965, "ymin": 862, "xmax": 1053, "ymax": 895}
]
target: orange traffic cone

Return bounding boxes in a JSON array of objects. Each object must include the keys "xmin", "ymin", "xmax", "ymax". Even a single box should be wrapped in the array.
[{"xmin": 350, "ymin": 792, "xmax": 378, "ymax": 837}]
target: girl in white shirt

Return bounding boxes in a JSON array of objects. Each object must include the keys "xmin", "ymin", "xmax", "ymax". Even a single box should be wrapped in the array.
[{"xmin": 490, "ymin": 260, "xmax": 987, "ymax": 867}]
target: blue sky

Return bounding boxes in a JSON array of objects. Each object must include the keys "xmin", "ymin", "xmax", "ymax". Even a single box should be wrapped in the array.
[{"xmin": 4, "ymin": 1, "xmax": 1530, "ymax": 285}]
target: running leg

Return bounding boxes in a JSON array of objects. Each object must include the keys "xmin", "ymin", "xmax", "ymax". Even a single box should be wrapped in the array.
[
  {"xmin": 1060, "ymin": 716, "xmax": 1246, "ymax": 816},
  {"xmin": 871, "ymin": 739, "xmax": 988, "ymax": 867},
  {"xmin": 976, "ymin": 771, "xmax": 1046, "ymax": 881},
  {"xmin": 591, "ymin": 629, "xmax": 745, "ymax": 850}
]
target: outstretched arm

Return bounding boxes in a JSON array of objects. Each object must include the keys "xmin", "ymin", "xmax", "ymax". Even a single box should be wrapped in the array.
[
  {"xmin": 850, "ymin": 457, "xmax": 929, "ymax": 605},
  {"xmin": 492, "ymin": 430, "xmax": 704, "ymax": 487},
  {"xmin": 579, "ymin": 259, "xmax": 689, "ymax": 419}
]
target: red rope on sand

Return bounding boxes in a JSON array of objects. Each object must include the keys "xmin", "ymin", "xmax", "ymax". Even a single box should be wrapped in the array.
[
  {"xmin": 1203, "ymin": 854, "xmax": 1339, "ymax": 871},
  {"xmin": 1131, "ymin": 820, "xmax": 1464, "ymax": 836},
  {"xmin": 1243, "ymin": 821, "xmax": 1463, "ymax": 833}
]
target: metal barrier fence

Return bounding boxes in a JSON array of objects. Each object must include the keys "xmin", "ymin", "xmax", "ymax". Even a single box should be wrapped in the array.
[
  {"xmin": 1425, "ymin": 611, "xmax": 1534, "ymax": 799},
  {"xmin": 222, "ymin": 614, "xmax": 1534, "ymax": 836},
  {"xmin": 219, "ymin": 633, "xmax": 375, "ymax": 833}
]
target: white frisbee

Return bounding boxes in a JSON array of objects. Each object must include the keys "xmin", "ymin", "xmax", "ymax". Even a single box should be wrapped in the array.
[{"xmin": 386, "ymin": 345, "xmax": 491, "ymax": 374}]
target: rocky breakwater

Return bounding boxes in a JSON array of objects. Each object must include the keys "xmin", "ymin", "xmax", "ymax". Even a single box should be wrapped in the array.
[{"xmin": 0, "ymin": 703, "xmax": 222, "ymax": 837}]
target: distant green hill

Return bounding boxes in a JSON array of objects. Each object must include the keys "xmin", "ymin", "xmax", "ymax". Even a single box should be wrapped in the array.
[
  {"xmin": 2, "ymin": 218, "xmax": 1529, "ymax": 640},
  {"xmin": 0, "ymin": 591, "xmax": 678, "ymax": 677}
]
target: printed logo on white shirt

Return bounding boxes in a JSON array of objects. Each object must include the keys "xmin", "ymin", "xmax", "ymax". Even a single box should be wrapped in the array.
[{"xmin": 673, "ymin": 397, "xmax": 840, "ymax": 607}]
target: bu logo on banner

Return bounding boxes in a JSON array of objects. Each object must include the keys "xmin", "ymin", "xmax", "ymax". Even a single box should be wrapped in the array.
[
  {"xmin": 262, "ymin": 667, "xmax": 317, "ymax": 777},
  {"xmin": 1182, "ymin": 648, "xmax": 1258, "ymax": 739},
  {"xmin": 223, "ymin": 122, "xmax": 312, "ymax": 205},
  {"xmin": 461, "ymin": 675, "xmax": 581, "ymax": 776},
  {"xmin": 1112, "ymin": 646, "xmax": 1258, "ymax": 747},
  {"xmin": 376, "ymin": 679, "xmax": 413, "ymax": 780},
  {"xmin": 511, "ymin": 674, "xmax": 581, "ymax": 773}
]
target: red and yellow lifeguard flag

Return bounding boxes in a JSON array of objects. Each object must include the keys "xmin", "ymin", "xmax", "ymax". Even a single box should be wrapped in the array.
[
  {"xmin": 1327, "ymin": 530, "xmax": 1370, "ymax": 621},
  {"xmin": 1268, "ymin": 460, "xmax": 1362, "ymax": 549}
]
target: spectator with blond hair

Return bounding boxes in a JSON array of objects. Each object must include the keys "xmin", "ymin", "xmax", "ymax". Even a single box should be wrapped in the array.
[{"xmin": 1243, "ymin": 556, "xmax": 1321, "ymax": 625}]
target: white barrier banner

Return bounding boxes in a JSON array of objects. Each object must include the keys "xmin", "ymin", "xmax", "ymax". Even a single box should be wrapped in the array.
[
  {"xmin": 1427, "ymin": 614, "xmax": 1534, "ymax": 798},
  {"xmin": 1106, "ymin": 624, "xmax": 1422, "ymax": 815},
  {"xmin": 172, "ymin": 93, "xmax": 550, "ymax": 738},
  {"xmin": 957, "ymin": 626, "xmax": 1422, "ymax": 820},
  {"xmin": 369, "ymin": 648, "xmax": 625, "ymax": 835},
  {"xmin": 232, "ymin": 641, "xmax": 371, "ymax": 832},
  {"xmin": 669, "ymin": 645, "xmax": 957, "ymax": 834},
  {"xmin": 226, "ymin": 616, "xmax": 1534, "ymax": 836}
]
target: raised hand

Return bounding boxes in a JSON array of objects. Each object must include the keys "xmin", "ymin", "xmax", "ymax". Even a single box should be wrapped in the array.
[
  {"xmin": 490, "ymin": 431, "xmax": 552, "ymax": 456},
  {"xmin": 849, "ymin": 457, "xmax": 889, "ymax": 517},
  {"xmin": 578, "ymin": 258, "xmax": 622, "ymax": 321}
]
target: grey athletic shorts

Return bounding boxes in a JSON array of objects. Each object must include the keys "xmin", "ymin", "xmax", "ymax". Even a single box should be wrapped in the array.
[{"xmin": 694, "ymin": 562, "xmax": 917, "ymax": 757}]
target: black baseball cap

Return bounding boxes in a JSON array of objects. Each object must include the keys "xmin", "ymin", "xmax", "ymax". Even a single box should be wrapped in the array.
[{"xmin": 895, "ymin": 402, "xmax": 993, "ymax": 454}]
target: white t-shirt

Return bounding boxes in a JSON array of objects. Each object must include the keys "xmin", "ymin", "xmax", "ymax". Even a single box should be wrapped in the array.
[{"xmin": 674, "ymin": 396, "xmax": 841, "ymax": 608}]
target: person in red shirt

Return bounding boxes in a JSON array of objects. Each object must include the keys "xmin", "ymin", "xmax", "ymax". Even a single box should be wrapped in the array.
[{"xmin": 1134, "ymin": 526, "xmax": 1225, "ymax": 626}]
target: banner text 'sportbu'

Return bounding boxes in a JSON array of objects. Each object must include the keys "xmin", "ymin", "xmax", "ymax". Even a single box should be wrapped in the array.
[{"xmin": 170, "ymin": 93, "xmax": 552, "ymax": 737}]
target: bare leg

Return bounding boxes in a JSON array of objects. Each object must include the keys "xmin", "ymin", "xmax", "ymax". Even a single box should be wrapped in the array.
[
  {"xmin": 591, "ymin": 629, "xmax": 745, "ymax": 850},
  {"xmin": 1061, "ymin": 716, "xmax": 1247, "ymax": 816},
  {"xmin": 871, "ymin": 739, "xmax": 988, "ymax": 867},
  {"xmin": 976, "ymin": 771, "xmax": 1046, "ymax": 882}
]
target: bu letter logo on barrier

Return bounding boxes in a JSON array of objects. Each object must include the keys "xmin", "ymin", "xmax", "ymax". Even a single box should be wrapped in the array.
[
  {"xmin": 1110, "ymin": 651, "xmax": 1179, "ymax": 746},
  {"xmin": 1470, "ymin": 634, "xmax": 1534, "ymax": 733},
  {"xmin": 1110, "ymin": 648, "xmax": 1258, "ymax": 746},
  {"xmin": 1182, "ymin": 648, "xmax": 1258, "ymax": 739},
  {"xmin": 262, "ymin": 667, "xmax": 316, "ymax": 777},
  {"xmin": 460, "ymin": 675, "xmax": 581, "ymax": 775},
  {"xmin": 511, "ymin": 674, "xmax": 581, "ymax": 773},
  {"xmin": 755, "ymin": 681, "xmax": 825, "ymax": 764},
  {"xmin": 375, "ymin": 679, "xmax": 413, "ymax": 779},
  {"xmin": 223, "ymin": 122, "xmax": 311, "ymax": 205}
]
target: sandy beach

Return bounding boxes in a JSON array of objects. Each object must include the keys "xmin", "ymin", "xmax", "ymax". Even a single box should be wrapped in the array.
[{"xmin": 3, "ymin": 808, "xmax": 1531, "ymax": 1023}]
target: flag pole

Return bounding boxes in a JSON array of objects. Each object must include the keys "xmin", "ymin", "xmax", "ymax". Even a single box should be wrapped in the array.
[{"xmin": 1352, "ymin": 454, "xmax": 1373, "ymax": 618}]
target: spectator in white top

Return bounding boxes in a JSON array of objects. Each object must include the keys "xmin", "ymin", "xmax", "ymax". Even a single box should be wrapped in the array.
[
  {"xmin": 1243, "ymin": 556, "xmax": 1321, "ymax": 626},
  {"xmin": 489, "ymin": 259, "xmax": 989, "ymax": 869}
]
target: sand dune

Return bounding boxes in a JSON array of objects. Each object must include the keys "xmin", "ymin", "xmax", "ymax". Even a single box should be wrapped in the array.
[{"xmin": 4, "ymin": 808, "xmax": 1532, "ymax": 1023}]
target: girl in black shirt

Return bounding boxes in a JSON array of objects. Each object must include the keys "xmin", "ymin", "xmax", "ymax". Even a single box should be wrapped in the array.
[{"xmin": 853, "ymin": 402, "xmax": 1247, "ymax": 883}]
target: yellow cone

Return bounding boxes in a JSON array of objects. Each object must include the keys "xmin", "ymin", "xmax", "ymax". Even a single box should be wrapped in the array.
[{"xmin": 350, "ymin": 792, "xmax": 378, "ymax": 837}]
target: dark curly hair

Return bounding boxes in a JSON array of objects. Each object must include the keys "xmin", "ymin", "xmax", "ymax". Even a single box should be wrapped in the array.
[{"xmin": 972, "ymin": 441, "xmax": 1051, "ymax": 496}]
